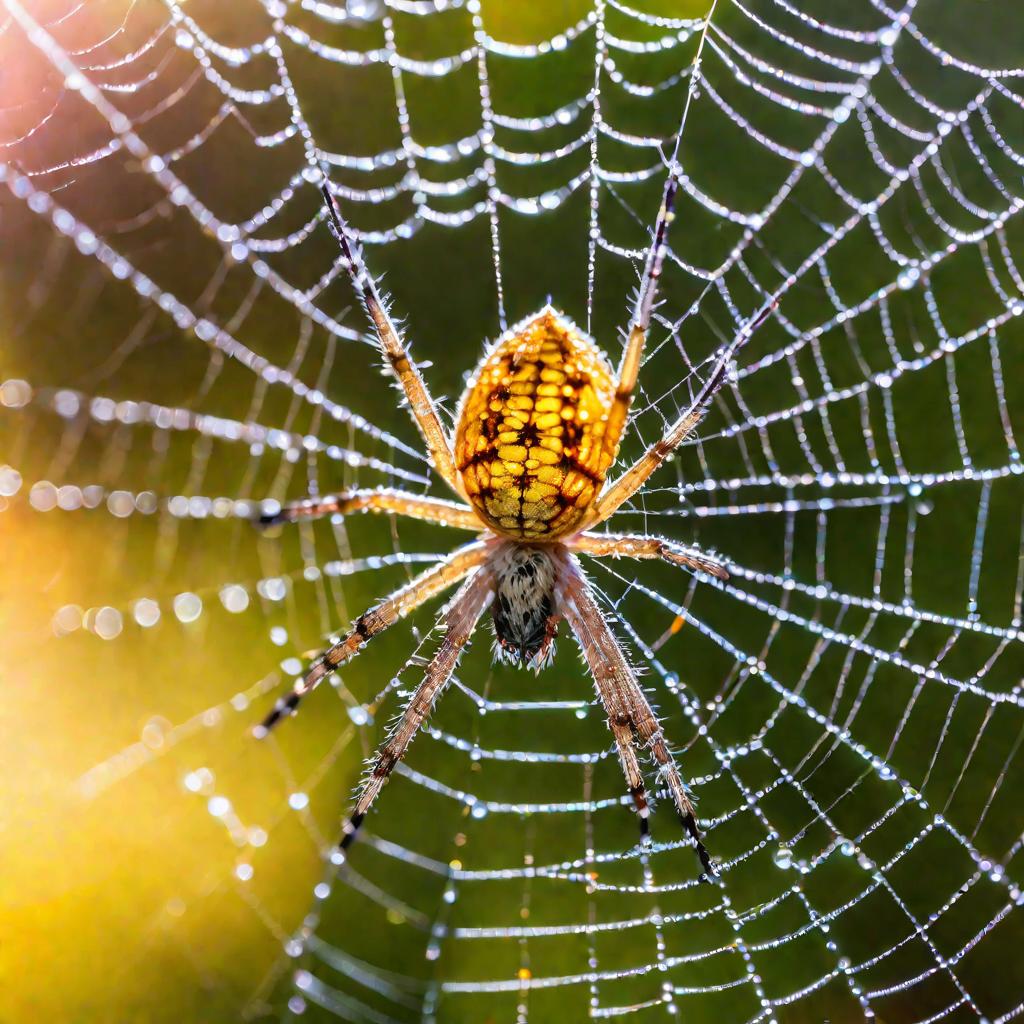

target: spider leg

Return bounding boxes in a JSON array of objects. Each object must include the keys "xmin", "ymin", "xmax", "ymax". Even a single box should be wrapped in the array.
[
  {"xmin": 320, "ymin": 182, "xmax": 463, "ymax": 495},
  {"xmin": 584, "ymin": 300, "xmax": 776, "ymax": 531},
  {"xmin": 256, "ymin": 487, "xmax": 479, "ymax": 531},
  {"xmin": 602, "ymin": 172, "xmax": 680, "ymax": 462},
  {"xmin": 571, "ymin": 531, "xmax": 728, "ymax": 580},
  {"xmin": 556, "ymin": 550, "xmax": 715, "ymax": 878},
  {"xmin": 337, "ymin": 562, "xmax": 495, "ymax": 859},
  {"xmin": 255, "ymin": 539, "xmax": 488, "ymax": 736},
  {"xmin": 596, "ymin": 672, "xmax": 655, "ymax": 843},
  {"xmin": 601, "ymin": 4, "xmax": 721, "ymax": 464}
]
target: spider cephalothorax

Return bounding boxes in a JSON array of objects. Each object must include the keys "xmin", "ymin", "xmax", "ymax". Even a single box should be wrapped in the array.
[
  {"xmin": 255, "ymin": 168, "xmax": 774, "ymax": 882},
  {"xmin": 491, "ymin": 543, "xmax": 559, "ymax": 669}
]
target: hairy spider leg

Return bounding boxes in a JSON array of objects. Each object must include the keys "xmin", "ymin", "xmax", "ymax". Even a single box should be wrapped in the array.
[
  {"xmin": 255, "ymin": 540, "xmax": 488, "ymax": 735},
  {"xmin": 571, "ymin": 531, "xmax": 729, "ymax": 580},
  {"xmin": 338, "ymin": 563, "xmax": 495, "ymax": 859},
  {"xmin": 320, "ymin": 182, "xmax": 463, "ymax": 494},
  {"xmin": 558, "ymin": 550, "xmax": 716, "ymax": 878},
  {"xmin": 601, "ymin": 0, "xmax": 721, "ymax": 466},
  {"xmin": 565, "ymin": 592, "xmax": 654, "ymax": 840},
  {"xmin": 585, "ymin": 300, "xmax": 776, "ymax": 531},
  {"xmin": 256, "ymin": 487, "xmax": 479, "ymax": 531},
  {"xmin": 602, "ymin": 172, "xmax": 681, "ymax": 465}
]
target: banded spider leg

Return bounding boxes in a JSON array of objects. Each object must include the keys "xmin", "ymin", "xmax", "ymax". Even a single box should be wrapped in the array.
[
  {"xmin": 337, "ymin": 562, "xmax": 495, "ymax": 859},
  {"xmin": 254, "ymin": 539, "xmax": 488, "ymax": 735},
  {"xmin": 558, "ymin": 547, "xmax": 716, "ymax": 879}
]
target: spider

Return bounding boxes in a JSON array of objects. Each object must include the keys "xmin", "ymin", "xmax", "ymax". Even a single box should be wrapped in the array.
[{"xmin": 254, "ymin": 176, "xmax": 774, "ymax": 881}]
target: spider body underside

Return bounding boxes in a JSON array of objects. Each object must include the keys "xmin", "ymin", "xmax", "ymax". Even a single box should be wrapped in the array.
[
  {"xmin": 255, "ymin": 175, "xmax": 775, "ymax": 882},
  {"xmin": 490, "ymin": 543, "xmax": 559, "ymax": 668}
]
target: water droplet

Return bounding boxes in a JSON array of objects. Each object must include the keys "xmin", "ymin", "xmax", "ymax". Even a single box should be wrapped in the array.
[
  {"xmin": 773, "ymin": 846, "xmax": 793, "ymax": 869},
  {"xmin": 133, "ymin": 599, "xmax": 161, "ymax": 628},
  {"xmin": 173, "ymin": 592, "xmax": 202, "ymax": 623}
]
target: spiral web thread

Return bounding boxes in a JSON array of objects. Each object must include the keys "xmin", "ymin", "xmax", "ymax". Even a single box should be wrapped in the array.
[{"xmin": 2, "ymin": 0, "xmax": 1023, "ymax": 1020}]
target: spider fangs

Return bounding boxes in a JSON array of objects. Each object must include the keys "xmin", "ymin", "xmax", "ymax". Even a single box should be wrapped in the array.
[{"xmin": 254, "ymin": 177, "xmax": 775, "ymax": 882}]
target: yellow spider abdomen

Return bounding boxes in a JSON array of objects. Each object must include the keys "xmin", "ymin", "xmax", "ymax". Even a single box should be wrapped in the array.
[{"xmin": 454, "ymin": 306, "xmax": 618, "ymax": 540}]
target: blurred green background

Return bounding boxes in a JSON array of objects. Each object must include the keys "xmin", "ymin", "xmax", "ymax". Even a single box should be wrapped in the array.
[{"xmin": 1, "ymin": 0, "xmax": 1023, "ymax": 1021}]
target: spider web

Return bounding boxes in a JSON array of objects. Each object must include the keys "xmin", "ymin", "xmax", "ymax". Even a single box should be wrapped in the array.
[{"xmin": 1, "ymin": 0, "xmax": 1023, "ymax": 1021}]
